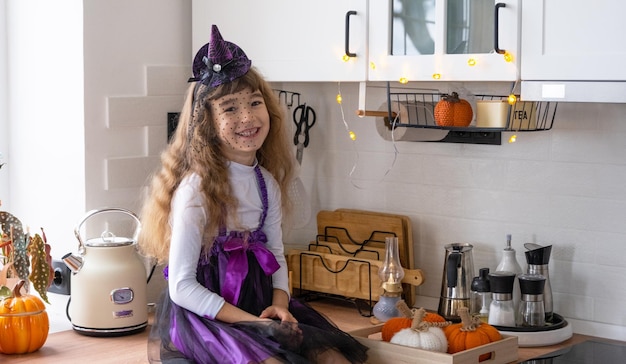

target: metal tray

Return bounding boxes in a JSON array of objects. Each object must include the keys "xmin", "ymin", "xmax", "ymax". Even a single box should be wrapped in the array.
[{"xmin": 492, "ymin": 313, "xmax": 567, "ymax": 332}]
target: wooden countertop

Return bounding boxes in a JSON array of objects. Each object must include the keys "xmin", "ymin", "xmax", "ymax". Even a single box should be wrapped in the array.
[
  {"xmin": 1, "ymin": 298, "xmax": 622, "ymax": 363},
  {"xmin": 0, "ymin": 327, "xmax": 150, "ymax": 363}
]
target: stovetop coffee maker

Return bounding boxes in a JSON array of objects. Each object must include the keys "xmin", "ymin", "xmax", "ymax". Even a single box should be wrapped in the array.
[{"xmin": 438, "ymin": 243, "xmax": 474, "ymax": 322}]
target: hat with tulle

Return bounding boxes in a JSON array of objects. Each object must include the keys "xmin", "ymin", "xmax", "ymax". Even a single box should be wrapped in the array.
[{"xmin": 188, "ymin": 25, "xmax": 252, "ymax": 87}]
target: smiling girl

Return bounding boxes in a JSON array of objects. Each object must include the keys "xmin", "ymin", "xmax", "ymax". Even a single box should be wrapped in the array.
[{"xmin": 138, "ymin": 25, "xmax": 368, "ymax": 364}]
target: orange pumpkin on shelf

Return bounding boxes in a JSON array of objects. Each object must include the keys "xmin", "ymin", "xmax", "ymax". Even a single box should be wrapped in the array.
[
  {"xmin": 0, "ymin": 280, "xmax": 49, "ymax": 354},
  {"xmin": 434, "ymin": 92, "xmax": 473, "ymax": 127},
  {"xmin": 443, "ymin": 307, "xmax": 501, "ymax": 362},
  {"xmin": 381, "ymin": 299, "xmax": 447, "ymax": 342}
]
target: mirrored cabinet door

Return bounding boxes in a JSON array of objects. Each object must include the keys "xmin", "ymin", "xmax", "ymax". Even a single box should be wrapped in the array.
[
  {"xmin": 445, "ymin": 0, "xmax": 494, "ymax": 55},
  {"xmin": 370, "ymin": 0, "xmax": 520, "ymax": 82},
  {"xmin": 390, "ymin": 0, "xmax": 436, "ymax": 56}
]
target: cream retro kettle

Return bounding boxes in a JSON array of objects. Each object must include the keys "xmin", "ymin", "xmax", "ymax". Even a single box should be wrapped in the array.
[{"xmin": 62, "ymin": 208, "xmax": 148, "ymax": 336}]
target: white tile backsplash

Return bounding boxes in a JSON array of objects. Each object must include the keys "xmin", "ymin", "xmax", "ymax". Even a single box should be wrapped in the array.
[
  {"xmin": 105, "ymin": 156, "xmax": 160, "ymax": 189},
  {"xmin": 279, "ymin": 81, "xmax": 626, "ymax": 340},
  {"xmin": 107, "ymin": 95, "xmax": 184, "ymax": 128},
  {"xmin": 146, "ymin": 65, "xmax": 190, "ymax": 96}
]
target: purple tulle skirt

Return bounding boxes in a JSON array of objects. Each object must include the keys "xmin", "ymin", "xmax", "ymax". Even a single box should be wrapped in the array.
[{"xmin": 148, "ymin": 238, "xmax": 368, "ymax": 363}]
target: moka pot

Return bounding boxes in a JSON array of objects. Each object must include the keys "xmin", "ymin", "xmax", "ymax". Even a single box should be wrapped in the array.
[
  {"xmin": 438, "ymin": 243, "xmax": 475, "ymax": 322},
  {"xmin": 62, "ymin": 208, "xmax": 148, "ymax": 336}
]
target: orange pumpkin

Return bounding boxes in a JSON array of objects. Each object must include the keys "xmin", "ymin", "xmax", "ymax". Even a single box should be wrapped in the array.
[
  {"xmin": 381, "ymin": 300, "xmax": 447, "ymax": 341},
  {"xmin": 0, "ymin": 280, "xmax": 49, "ymax": 354},
  {"xmin": 434, "ymin": 92, "xmax": 473, "ymax": 127},
  {"xmin": 443, "ymin": 307, "xmax": 501, "ymax": 361}
]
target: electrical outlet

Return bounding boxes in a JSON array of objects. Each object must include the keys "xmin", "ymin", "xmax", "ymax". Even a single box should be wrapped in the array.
[
  {"xmin": 48, "ymin": 259, "xmax": 71, "ymax": 295},
  {"xmin": 167, "ymin": 112, "xmax": 180, "ymax": 142}
]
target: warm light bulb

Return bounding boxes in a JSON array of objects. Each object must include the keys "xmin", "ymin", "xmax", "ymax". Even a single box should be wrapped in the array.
[
  {"xmin": 378, "ymin": 237, "xmax": 404, "ymax": 293},
  {"xmin": 336, "ymin": 94, "xmax": 342, "ymax": 104},
  {"xmin": 342, "ymin": 54, "xmax": 350, "ymax": 62},
  {"xmin": 369, "ymin": 62, "xmax": 376, "ymax": 70},
  {"xmin": 399, "ymin": 77, "xmax": 408, "ymax": 84},
  {"xmin": 508, "ymin": 94, "xmax": 517, "ymax": 105},
  {"xmin": 349, "ymin": 131, "xmax": 356, "ymax": 141},
  {"xmin": 503, "ymin": 51, "xmax": 513, "ymax": 63},
  {"xmin": 432, "ymin": 73, "xmax": 441, "ymax": 80},
  {"xmin": 509, "ymin": 134, "xmax": 517, "ymax": 143},
  {"xmin": 468, "ymin": 58, "xmax": 477, "ymax": 66}
]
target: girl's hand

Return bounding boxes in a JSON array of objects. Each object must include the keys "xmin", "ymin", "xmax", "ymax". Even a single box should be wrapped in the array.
[{"xmin": 259, "ymin": 305, "xmax": 298, "ymax": 323}]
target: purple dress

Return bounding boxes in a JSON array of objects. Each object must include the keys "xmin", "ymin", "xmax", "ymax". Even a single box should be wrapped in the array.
[{"xmin": 149, "ymin": 166, "xmax": 368, "ymax": 363}]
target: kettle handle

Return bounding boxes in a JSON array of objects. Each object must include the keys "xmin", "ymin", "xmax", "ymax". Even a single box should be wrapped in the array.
[{"xmin": 73, "ymin": 207, "xmax": 141, "ymax": 253}]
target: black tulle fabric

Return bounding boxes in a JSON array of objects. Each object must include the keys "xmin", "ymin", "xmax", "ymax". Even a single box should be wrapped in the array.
[{"xmin": 148, "ymin": 246, "xmax": 369, "ymax": 363}]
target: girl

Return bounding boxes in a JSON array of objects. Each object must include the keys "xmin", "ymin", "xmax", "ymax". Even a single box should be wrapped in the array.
[{"xmin": 139, "ymin": 25, "xmax": 368, "ymax": 364}]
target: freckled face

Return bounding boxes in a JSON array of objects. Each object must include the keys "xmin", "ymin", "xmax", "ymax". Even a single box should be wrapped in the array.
[{"xmin": 210, "ymin": 88, "xmax": 270, "ymax": 165}]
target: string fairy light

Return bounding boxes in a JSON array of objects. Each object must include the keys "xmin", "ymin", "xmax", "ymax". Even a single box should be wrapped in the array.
[
  {"xmin": 336, "ymin": 82, "xmax": 361, "ymax": 188},
  {"xmin": 336, "ymin": 83, "xmax": 356, "ymax": 141},
  {"xmin": 335, "ymin": 82, "xmax": 398, "ymax": 189},
  {"xmin": 508, "ymin": 81, "xmax": 520, "ymax": 143},
  {"xmin": 503, "ymin": 51, "xmax": 514, "ymax": 63}
]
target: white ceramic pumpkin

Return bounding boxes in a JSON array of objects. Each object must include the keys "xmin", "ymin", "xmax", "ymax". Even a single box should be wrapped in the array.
[{"xmin": 389, "ymin": 307, "xmax": 449, "ymax": 353}]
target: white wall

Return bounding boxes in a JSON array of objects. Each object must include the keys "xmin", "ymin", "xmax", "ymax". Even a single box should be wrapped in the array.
[
  {"xmin": 80, "ymin": 0, "xmax": 190, "ymax": 304},
  {"xmin": 82, "ymin": 0, "xmax": 190, "ymax": 216},
  {"xmin": 4, "ymin": 0, "xmax": 84, "ymax": 250},
  {"xmin": 5, "ymin": 0, "xmax": 626, "ymax": 341},
  {"xmin": 5, "ymin": 0, "xmax": 189, "ymax": 329},
  {"xmin": 0, "ymin": 0, "xmax": 8, "ymax": 204},
  {"xmin": 5, "ymin": 0, "xmax": 190, "ymax": 255}
]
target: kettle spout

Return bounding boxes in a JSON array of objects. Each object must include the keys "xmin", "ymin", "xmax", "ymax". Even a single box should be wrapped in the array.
[{"xmin": 62, "ymin": 252, "xmax": 84, "ymax": 273}]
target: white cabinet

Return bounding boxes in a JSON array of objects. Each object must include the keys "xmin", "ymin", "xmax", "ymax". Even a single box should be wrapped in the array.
[
  {"xmin": 521, "ymin": 0, "xmax": 626, "ymax": 81},
  {"xmin": 368, "ymin": 0, "xmax": 520, "ymax": 82},
  {"xmin": 520, "ymin": 0, "xmax": 626, "ymax": 102},
  {"xmin": 191, "ymin": 0, "xmax": 367, "ymax": 82}
]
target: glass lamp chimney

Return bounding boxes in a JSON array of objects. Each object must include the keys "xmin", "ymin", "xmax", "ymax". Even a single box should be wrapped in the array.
[
  {"xmin": 379, "ymin": 236, "xmax": 404, "ymax": 293},
  {"xmin": 373, "ymin": 237, "xmax": 405, "ymax": 322}
]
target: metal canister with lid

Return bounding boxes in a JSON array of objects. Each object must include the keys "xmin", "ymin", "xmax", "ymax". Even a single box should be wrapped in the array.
[
  {"xmin": 470, "ymin": 267, "xmax": 491, "ymax": 322},
  {"xmin": 525, "ymin": 244, "xmax": 553, "ymax": 322},
  {"xmin": 518, "ymin": 273, "xmax": 546, "ymax": 327},
  {"xmin": 487, "ymin": 271, "xmax": 516, "ymax": 327}
]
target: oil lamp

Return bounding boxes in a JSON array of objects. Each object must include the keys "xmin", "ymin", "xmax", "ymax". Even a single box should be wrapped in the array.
[{"xmin": 373, "ymin": 236, "xmax": 405, "ymax": 322}]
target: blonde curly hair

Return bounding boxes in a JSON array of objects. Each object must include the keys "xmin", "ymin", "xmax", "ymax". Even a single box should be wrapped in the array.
[{"xmin": 138, "ymin": 68, "xmax": 295, "ymax": 263}]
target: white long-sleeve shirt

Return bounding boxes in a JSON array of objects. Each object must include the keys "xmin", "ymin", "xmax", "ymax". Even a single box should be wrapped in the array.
[{"xmin": 167, "ymin": 161, "xmax": 290, "ymax": 319}]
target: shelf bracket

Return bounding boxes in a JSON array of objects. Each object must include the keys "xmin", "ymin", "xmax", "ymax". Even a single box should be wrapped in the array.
[{"xmin": 436, "ymin": 130, "xmax": 502, "ymax": 145}]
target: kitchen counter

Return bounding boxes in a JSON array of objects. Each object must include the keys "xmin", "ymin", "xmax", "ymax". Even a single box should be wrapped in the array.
[
  {"xmin": 0, "ymin": 328, "xmax": 150, "ymax": 363},
  {"xmin": 1, "ymin": 299, "xmax": 623, "ymax": 363}
]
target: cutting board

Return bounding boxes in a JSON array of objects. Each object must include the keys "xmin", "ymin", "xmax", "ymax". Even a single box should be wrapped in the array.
[
  {"xmin": 287, "ymin": 248, "xmax": 424, "ymax": 302},
  {"xmin": 310, "ymin": 209, "xmax": 419, "ymax": 306},
  {"xmin": 334, "ymin": 208, "xmax": 414, "ymax": 268}
]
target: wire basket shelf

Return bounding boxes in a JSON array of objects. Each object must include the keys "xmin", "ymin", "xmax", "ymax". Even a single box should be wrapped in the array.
[{"xmin": 383, "ymin": 91, "xmax": 558, "ymax": 132}]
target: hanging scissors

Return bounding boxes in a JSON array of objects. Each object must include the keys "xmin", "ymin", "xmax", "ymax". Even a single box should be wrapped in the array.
[{"xmin": 293, "ymin": 103, "xmax": 316, "ymax": 164}]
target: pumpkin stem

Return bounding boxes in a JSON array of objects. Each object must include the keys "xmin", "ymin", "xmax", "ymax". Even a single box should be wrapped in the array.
[
  {"xmin": 395, "ymin": 299, "xmax": 413, "ymax": 318},
  {"xmin": 12, "ymin": 279, "xmax": 26, "ymax": 298},
  {"xmin": 443, "ymin": 92, "xmax": 461, "ymax": 103},
  {"xmin": 410, "ymin": 307, "xmax": 429, "ymax": 332},
  {"xmin": 457, "ymin": 306, "xmax": 481, "ymax": 332},
  {"xmin": 410, "ymin": 308, "xmax": 452, "ymax": 332}
]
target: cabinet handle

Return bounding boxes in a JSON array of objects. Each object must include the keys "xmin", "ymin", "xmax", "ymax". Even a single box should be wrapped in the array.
[
  {"xmin": 345, "ymin": 10, "xmax": 357, "ymax": 58},
  {"xmin": 494, "ymin": 3, "xmax": 506, "ymax": 54}
]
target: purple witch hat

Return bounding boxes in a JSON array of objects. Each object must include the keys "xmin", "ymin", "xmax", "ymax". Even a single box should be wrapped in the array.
[{"xmin": 189, "ymin": 25, "xmax": 252, "ymax": 88}]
